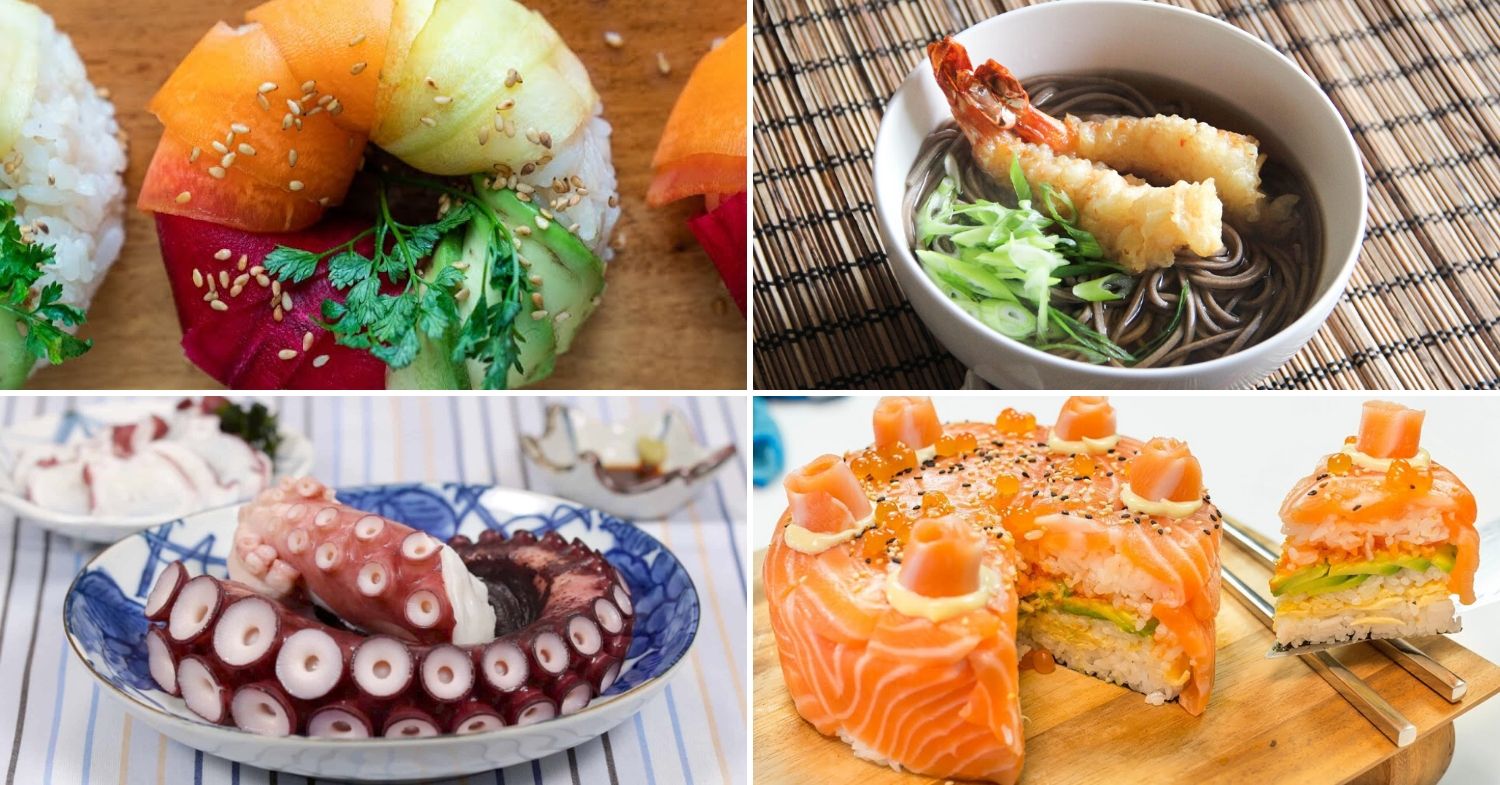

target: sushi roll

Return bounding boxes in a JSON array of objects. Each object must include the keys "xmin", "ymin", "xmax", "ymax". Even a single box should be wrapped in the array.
[
  {"xmin": 763, "ymin": 396, "xmax": 1221, "ymax": 785},
  {"xmin": 0, "ymin": 0, "xmax": 126, "ymax": 386},
  {"xmin": 1270, "ymin": 400, "xmax": 1479, "ymax": 649},
  {"xmin": 138, "ymin": 0, "xmax": 618, "ymax": 390}
]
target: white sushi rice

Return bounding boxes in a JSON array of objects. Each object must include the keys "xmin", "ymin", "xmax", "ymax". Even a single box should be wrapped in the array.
[
  {"xmin": 0, "ymin": 10, "xmax": 125, "ymax": 354},
  {"xmin": 1021, "ymin": 610, "xmax": 1189, "ymax": 706},
  {"xmin": 1281, "ymin": 509, "xmax": 1451, "ymax": 555},
  {"xmin": 1272, "ymin": 567, "xmax": 1460, "ymax": 647},
  {"xmin": 516, "ymin": 107, "xmax": 620, "ymax": 261}
]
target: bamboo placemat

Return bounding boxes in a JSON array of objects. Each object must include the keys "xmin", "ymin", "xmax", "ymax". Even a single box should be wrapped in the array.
[{"xmin": 752, "ymin": 0, "xmax": 1500, "ymax": 390}]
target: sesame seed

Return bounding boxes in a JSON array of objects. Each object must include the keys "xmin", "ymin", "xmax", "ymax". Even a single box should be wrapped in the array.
[
  {"xmin": 233, "ymin": 273, "xmax": 250, "ymax": 289},
  {"xmin": 568, "ymin": 221, "xmax": 580, "ymax": 233},
  {"xmin": 294, "ymin": 117, "xmax": 303, "ymax": 131},
  {"xmin": 273, "ymin": 306, "xmax": 284, "ymax": 322},
  {"xmin": 256, "ymin": 94, "xmax": 270, "ymax": 111},
  {"xmin": 531, "ymin": 309, "xmax": 548, "ymax": 319},
  {"xmin": 271, "ymin": 280, "xmax": 282, "ymax": 296},
  {"xmin": 287, "ymin": 99, "xmax": 302, "ymax": 116},
  {"xmin": 219, "ymin": 271, "xmax": 230, "ymax": 287},
  {"xmin": 312, "ymin": 354, "xmax": 330, "ymax": 368},
  {"xmin": 603, "ymin": 31, "xmax": 623, "ymax": 47},
  {"xmin": 189, "ymin": 147, "xmax": 201, "ymax": 163},
  {"xmin": 221, "ymin": 152, "xmax": 236, "ymax": 168},
  {"xmin": 192, "ymin": 269, "xmax": 203, "ymax": 287},
  {"xmin": 420, "ymin": 116, "xmax": 437, "ymax": 127},
  {"xmin": 424, "ymin": 76, "xmax": 438, "ymax": 89},
  {"xmin": 306, "ymin": 106, "xmax": 323, "ymax": 117},
  {"xmin": 524, "ymin": 128, "xmax": 539, "ymax": 144},
  {"xmin": 230, "ymin": 123, "xmax": 250, "ymax": 135},
  {"xmin": 534, "ymin": 215, "xmax": 550, "ymax": 230},
  {"xmin": 176, "ymin": 191, "xmax": 193, "ymax": 204},
  {"xmin": 211, "ymin": 141, "xmax": 229, "ymax": 154},
  {"xmin": 214, "ymin": 249, "xmax": 232, "ymax": 261},
  {"xmin": 256, "ymin": 274, "xmax": 271, "ymax": 287},
  {"xmin": 317, "ymin": 95, "xmax": 334, "ymax": 107},
  {"xmin": 656, "ymin": 52, "xmax": 671, "ymax": 74},
  {"xmin": 477, "ymin": 125, "xmax": 490, "ymax": 145},
  {"xmin": 350, "ymin": 62, "xmax": 367, "ymax": 75},
  {"xmin": 300, "ymin": 80, "xmax": 316, "ymax": 93},
  {"xmin": 210, "ymin": 300, "xmax": 229, "ymax": 312},
  {"xmin": 433, "ymin": 95, "xmax": 452, "ymax": 105},
  {"xmin": 208, "ymin": 166, "xmax": 226, "ymax": 179},
  {"xmin": 282, "ymin": 114, "xmax": 295, "ymax": 130},
  {"xmin": 328, "ymin": 100, "xmax": 343, "ymax": 116},
  {"xmin": 229, "ymin": 285, "xmax": 243, "ymax": 298},
  {"xmin": 238, "ymin": 255, "xmax": 249, "ymax": 270},
  {"xmin": 504, "ymin": 69, "xmax": 521, "ymax": 88},
  {"xmin": 258, "ymin": 82, "xmax": 278, "ymax": 94},
  {"xmin": 539, "ymin": 131, "xmax": 552, "ymax": 149},
  {"xmin": 282, "ymin": 292, "xmax": 293, "ymax": 311},
  {"xmin": 277, "ymin": 349, "xmax": 298, "ymax": 361},
  {"xmin": 554, "ymin": 311, "xmax": 572, "ymax": 323},
  {"xmin": 515, "ymin": 182, "xmax": 535, "ymax": 194},
  {"xmin": 514, "ymin": 225, "xmax": 532, "ymax": 237},
  {"xmin": 250, "ymin": 265, "xmax": 264, "ymax": 275},
  {"xmin": 288, "ymin": 180, "xmax": 304, "ymax": 192},
  {"xmin": 493, "ymin": 114, "xmax": 506, "ymax": 133},
  {"xmin": 238, "ymin": 143, "xmax": 256, "ymax": 156},
  {"xmin": 531, "ymin": 292, "xmax": 544, "ymax": 307},
  {"xmin": 608, "ymin": 194, "xmax": 619, "ymax": 207},
  {"xmin": 348, "ymin": 34, "xmax": 365, "ymax": 47},
  {"xmin": 302, "ymin": 331, "xmax": 314, "ymax": 351},
  {"xmin": 288, "ymin": 149, "xmax": 299, "ymax": 168}
]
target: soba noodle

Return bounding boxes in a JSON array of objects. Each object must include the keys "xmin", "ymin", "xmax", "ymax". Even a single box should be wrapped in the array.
[{"xmin": 904, "ymin": 75, "xmax": 1319, "ymax": 368}]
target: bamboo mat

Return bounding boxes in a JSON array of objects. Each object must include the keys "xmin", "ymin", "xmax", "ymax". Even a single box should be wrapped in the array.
[{"xmin": 752, "ymin": 0, "xmax": 1500, "ymax": 390}]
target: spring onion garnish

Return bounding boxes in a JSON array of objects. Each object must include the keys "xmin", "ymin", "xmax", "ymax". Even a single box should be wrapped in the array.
[{"xmin": 914, "ymin": 157, "xmax": 1135, "ymax": 364}]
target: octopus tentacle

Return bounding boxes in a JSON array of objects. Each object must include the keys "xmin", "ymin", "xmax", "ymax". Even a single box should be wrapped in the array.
[
  {"xmin": 230, "ymin": 681, "xmax": 299, "ymax": 737},
  {"xmin": 145, "ymin": 627, "xmax": 181, "ymax": 696},
  {"xmin": 450, "ymin": 701, "xmax": 506, "ymax": 734},
  {"xmin": 168, "ymin": 575, "xmax": 226, "ymax": 645},
  {"xmin": 178, "ymin": 655, "xmax": 231, "ymax": 724},
  {"xmin": 383, "ymin": 705, "xmax": 441, "ymax": 738},
  {"xmin": 350, "ymin": 636, "xmax": 415, "ymax": 699},
  {"xmin": 419, "ymin": 644, "xmax": 475, "ymax": 703},
  {"xmin": 307, "ymin": 701, "xmax": 373, "ymax": 738},
  {"xmin": 144, "ymin": 561, "xmax": 188, "ymax": 621},
  {"xmin": 502, "ymin": 686, "xmax": 557, "ymax": 726}
]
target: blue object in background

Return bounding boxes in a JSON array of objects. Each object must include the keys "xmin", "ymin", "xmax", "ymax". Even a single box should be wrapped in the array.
[{"xmin": 752, "ymin": 397, "xmax": 783, "ymax": 487}]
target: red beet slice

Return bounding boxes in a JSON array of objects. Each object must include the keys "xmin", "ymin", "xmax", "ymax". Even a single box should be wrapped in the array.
[
  {"xmin": 688, "ymin": 191, "xmax": 746, "ymax": 316},
  {"xmin": 155, "ymin": 213, "xmax": 388, "ymax": 389}
]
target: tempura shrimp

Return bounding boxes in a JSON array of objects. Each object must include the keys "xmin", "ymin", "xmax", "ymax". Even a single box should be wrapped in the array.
[{"xmin": 928, "ymin": 38, "xmax": 1226, "ymax": 272}]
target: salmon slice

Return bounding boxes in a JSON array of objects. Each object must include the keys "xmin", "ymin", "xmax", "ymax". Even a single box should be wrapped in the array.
[
  {"xmin": 783, "ymin": 454, "xmax": 872, "ymax": 533},
  {"xmin": 245, "ymin": 0, "xmax": 393, "ymax": 134},
  {"xmin": 873, "ymin": 396, "xmax": 942, "ymax": 450},
  {"xmin": 139, "ymin": 131, "xmax": 324, "ymax": 232},
  {"xmin": 1129, "ymin": 438, "xmax": 1204, "ymax": 503},
  {"xmin": 1053, "ymin": 395, "xmax": 1116, "ymax": 441},
  {"xmin": 899, "ymin": 515, "xmax": 983, "ymax": 597},
  {"xmin": 1356, "ymin": 400, "xmax": 1424, "ymax": 459},
  {"xmin": 149, "ymin": 22, "xmax": 366, "ymax": 216}
]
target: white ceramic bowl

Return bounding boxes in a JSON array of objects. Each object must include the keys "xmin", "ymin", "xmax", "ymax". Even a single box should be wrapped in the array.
[
  {"xmin": 872, "ymin": 0, "xmax": 1367, "ymax": 389},
  {"xmin": 0, "ymin": 400, "xmax": 313, "ymax": 542},
  {"xmin": 63, "ymin": 483, "xmax": 699, "ymax": 781}
]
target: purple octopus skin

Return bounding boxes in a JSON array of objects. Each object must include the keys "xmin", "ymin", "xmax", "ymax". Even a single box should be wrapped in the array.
[{"xmin": 143, "ymin": 525, "xmax": 634, "ymax": 738}]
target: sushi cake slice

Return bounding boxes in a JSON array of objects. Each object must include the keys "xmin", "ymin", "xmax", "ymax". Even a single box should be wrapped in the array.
[
  {"xmin": 763, "ymin": 396, "xmax": 1221, "ymax": 784},
  {"xmin": 1271, "ymin": 401, "xmax": 1479, "ymax": 650}
]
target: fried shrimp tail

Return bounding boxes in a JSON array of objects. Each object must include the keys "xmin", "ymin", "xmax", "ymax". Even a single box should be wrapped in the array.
[{"xmin": 926, "ymin": 37, "xmax": 1226, "ymax": 272}]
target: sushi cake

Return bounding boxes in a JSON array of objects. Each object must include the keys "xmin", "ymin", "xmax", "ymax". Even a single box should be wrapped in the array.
[
  {"xmin": 1270, "ymin": 400, "xmax": 1479, "ymax": 649},
  {"xmin": 0, "ymin": 0, "xmax": 126, "ymax": 386},
  {"xmin": 763, "ymin": 396, "xmax": 1222, "ymax": 784}
]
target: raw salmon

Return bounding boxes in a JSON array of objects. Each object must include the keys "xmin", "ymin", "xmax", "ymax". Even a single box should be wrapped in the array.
[
  {"xmin": 1053, "ymin": 395, "xmax": 1116, "ymax": 441},
  {"xmin": 872, "ymin": 396, "xmax": 942, "ymax": 451}
]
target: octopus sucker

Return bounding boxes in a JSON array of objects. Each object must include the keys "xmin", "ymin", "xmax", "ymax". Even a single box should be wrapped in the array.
[{"xmin": 143, "ymin": 475, "xmax": 635, "ymax": 738}]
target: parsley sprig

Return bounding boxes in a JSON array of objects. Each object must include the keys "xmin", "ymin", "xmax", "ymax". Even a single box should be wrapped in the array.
[
  {"xmin": 0, "ymin": 198, "xmax": 90, "ymax": 365},
  {"xmin": 262, "ymin": 176, "xmax": 530, "ymax": 387}
]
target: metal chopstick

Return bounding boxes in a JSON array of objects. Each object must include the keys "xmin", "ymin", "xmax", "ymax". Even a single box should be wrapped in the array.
[
  {"xmin": 1221, "ymin": 565, "xmax": 1417, "ymax": 747},
  {"xmin": 1221, "ymin": 515, "xmax": 1467, "ymax": 703}
]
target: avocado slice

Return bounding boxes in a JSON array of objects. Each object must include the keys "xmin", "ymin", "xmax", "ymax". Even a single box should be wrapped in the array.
[
  {"xmin": 1430, "ymin": 544, "xmax": 1458, "ymax": 573},
  {"xmin": 1058, "ymin": 597, "xmax": 1157, "ymax": 637},
  {"xmin": 387, "ymin": 232, "xmax": 470, "ymax": 390},
  {"xmin": 1280, "ymin": 573, "xmax": 1369, "ymax": 597},
  {"xmin": 1270, "ymin": 563, "xmax": 1329, "ymax": 596},
  {"xmin": 1328, "ymin": 559, "xmax": 1404, "ymax": 578}
]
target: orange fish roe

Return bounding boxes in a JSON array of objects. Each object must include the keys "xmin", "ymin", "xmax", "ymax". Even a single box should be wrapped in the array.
[
  {"xmin": 860, "ymin": 500, "xmax": 911, "ymax": 563},
  {"xmin": 995, "ymin": 407, "xmax": 1036, "ymax": 435},
  {"xmin": 1326, "ymin": 452, "xmax": 1353, "ymax": 475},
  {"xmin": 1032, "ymin": 649, "xmax": 1056, "ymax": 674},
  {"xmin": 991, "ymin": 474, "xmax": 1021, "ymax": 498},
  {"xmin": 935, "ymin": 431, "xmax": 979, "ymax": 457},
  {"xmin": 1384, "ymin": 459, "xmax": 1433, "ymax": 495},
  {"xmin": 921, "ymin": 490, "xmax": 954, "ymax": 516},
  {"xmin": 1344, "ymin": 435, "xmax": 1357, "ymax": 445},
  {"xmin": 877, "ymin": 441, "xmax": 918, "ymax": 476},
  {"xmin": 1071, "ymin": 454, "xmax": 1096, "ymax": 477},
  {"xmin": 848, "ymin": 450, "xmax": 884, "ymax": 481}
]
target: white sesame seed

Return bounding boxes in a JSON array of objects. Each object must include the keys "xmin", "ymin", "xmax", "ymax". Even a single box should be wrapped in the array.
[
  {"xmin": 300, "ymin": 331, "xmax": 313, "ymax": 351},
  {"xmin": 313, "ymin": 354, "xmax": 330, "ymax": 368},
  {"xmin": 656, "ymin": 52, "xmax": 671, "ymax": 74},
  {"xmin": 189, "ymin": 146, "xmax": 201, "ymax": 163},
  {"xmin": 282, "ymin": 292, "xmax": 293, "ymax": 311},
  {"xmin": 300, "ymin": 80, "xmax": 316, "ymax": 93},
  {"xmin": 433, "ymin": 95, "xmax": 452, "ymax": 105},
  {"xmin": 477, "ymin": 125, "xmax": 490, "ymax": 145},
  {"xmin": 192, "ymin": 269, "xmax": 203, "ymax": 287},
  {"xmin": 349, "ymin": 61, "xmax": 368, "ymax": 76},
  {"xmin": 250, "ymin": 265, "xmax": 264, "ymax": 276},
  {"xmin": 317, "ymin": 95, "xmax": 334, "ymax": 107},
  {"xmin": 273, "ymin": 306, "xmax": 284, "ymax": 322},
  {"xmin": 256, "ymin": 94, "xmax": 271, "ymax": 111},
  {"xmin": 514, "ymin": 225, "xmax": 532, "ymax": 237},
  {"xmin": 214, "ymin": 249, "xmax": 232, "ymax": 261},
  {"xmin": 176, "ymin": 191, "xmax": 193, "ymax": 204},
  {"xmin": 282, "ymin": 114, "xmax": 294, "ymax": 130},
  {"xmin": 348, "ymin": 34, "xmax": 365, "ymax": 47},
  {"xmin": 211, "ymin": 141, "xmax": 229, "ymax": 154},
  {"xmin": 256, "ymin": 274, "xmax": 271, "ymax": 287},
  {"xmin": 201, "ymin": 291, "xmax": 214, "ymax": 302},
  {"xmin": 278, "ymin": 349, "xmax": 298, "ymax": 361},
  {"xmin": 531, "ymin": 309, "xmax": 548, "ymax": 320},
  {"xmin": 496, "ymin": 99, "xmax": 515, "ymax": 112},
  {"xmin": 294, "ymin": 117, "xmax": 304, "ymax": 131},
  {"xmin": 221, "ymin": 152, "xmax": 236, "ymax": 168},
  {"xmin": 329, "ymin": 100, "xmax": 343, "ymax": 115},
  {"xmin": 603, "ymin": 31, "xmax": 623, "ymax": 48},
  {"xmin": 554, "ymin": 311, "xmax": 572, "ymax": 323},
  {"xmin": 230, "ymin": 285, "xmax": 243, "ymax": 298},
  {"xmin": 288, "ymin": 149, "xmax": 299, "ymax": 168},
  {"xmin": 286, "ymin": 99, "xmax": 302, "ymax": 116},
  {"xmin": 306, "ymin": 106, "xmax": 324, "ymax": 117},
  {"xmin": 230, "ymin": 123, "xmax": 250, "ymax": 135},
  {"xmin": 271, "ymin": 280, "xmax": 282, "ymax": 296},
  {"xmin": 210, "ymin": 299, "xmax": 229, "ymax": 312},
  {"xmin": 219, "ymin": 271, "xmax": 230, "ymax": 287},
  {"xmin": 531, "ymin": 292, "xmax": 544, "ymax": 308},
  {"xmin": 258, "ymin": 82, "xmax": 278, "ymax": 94},
  {"xmin": 420, "ymin": 116, "xmax": 437, "ymax": 127},
  {"xmin": 288, "ymin": 180, "xmax": 304, "ymax": 192},
  {"xmin": 424, "ymin": 76, "xmax": 438, "ymax": 89},
  {"xmin": 238, "ymin": 254, "xmax": 249, "ymax": 269}
]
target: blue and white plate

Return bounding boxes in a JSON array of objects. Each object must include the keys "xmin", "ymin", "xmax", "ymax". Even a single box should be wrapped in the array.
[{"xmin": 63, "ymin": 483, "xmax": 700, "ymax": 781}]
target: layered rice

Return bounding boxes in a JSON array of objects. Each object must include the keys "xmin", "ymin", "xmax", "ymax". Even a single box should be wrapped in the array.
[{"xmin": 1274, "ymin": 566, "xmax": 1461, "ymax": 647}]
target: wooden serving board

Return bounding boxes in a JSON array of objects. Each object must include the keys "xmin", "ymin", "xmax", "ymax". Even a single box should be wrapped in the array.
[
  {"xmin": 753, "ymin": 539, "xmax": 1500, "ymax": 785},
  {"xmin": 25, "ymin": 0, "xmax": 745, "ymax": 390}
]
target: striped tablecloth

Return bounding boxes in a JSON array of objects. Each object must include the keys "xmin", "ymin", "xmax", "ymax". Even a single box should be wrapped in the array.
[{"xmin": 0, "ymin": 395, "xmax": 748, "ymax": 785}]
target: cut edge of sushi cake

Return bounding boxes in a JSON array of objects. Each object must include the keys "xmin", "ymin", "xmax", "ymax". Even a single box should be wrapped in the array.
[{"xmin": 1270, "ymin": 400, "xmax": 1479, "ymax": 649}]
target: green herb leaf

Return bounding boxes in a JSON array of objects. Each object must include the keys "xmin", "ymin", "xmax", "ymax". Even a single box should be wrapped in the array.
[
  {"xmin": 215, "ymin": 400, "xmax": 283, "ymax": 459},
  {"xmin": 262, "ymin": 246, "xmax": 321, "ymax": 284},
  {"xmin": 0, "ymin": 197, "xmax": 93, "ymax": 368},
  {"xmin": 327, "ymin": 250, "xmax": 373, "ymax": 289}
]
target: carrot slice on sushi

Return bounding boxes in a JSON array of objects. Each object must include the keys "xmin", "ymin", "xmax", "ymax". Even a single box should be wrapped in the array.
[
  {"xmin": 148, "ymin": 22, "xmax": 366, "ymax": 222},
  {"xmin": 1271, "ymin": 401, "xmax": 1479, "ymax": 650},
  {"xmin": 764, "ymin": 398, "xmax": 1223, "ymax": 783},
  {"xmin": 1355, "ymin": 400, "xmax": 1425, "ymax": 459},
  {"xmin": 646, "ymin": 25, "xmax": 747, "ymax": 206},
  {"xmin": 872, "ymin": 395, "xmax": 942, "ymax": 451},
  {"xmin": 244, "ymin": 0, "xmax": 393, "ymax": 134},
  {"xmin": 139, "ymin": 132, "xmax": 325, "ymax": 233},
  {"xmin": 1053, "ymin": 395, "xmax": 1116, "ymax": 442}
]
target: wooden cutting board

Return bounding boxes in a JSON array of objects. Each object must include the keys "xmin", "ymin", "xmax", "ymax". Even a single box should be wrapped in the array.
[
  {"xmin": 25, "ymin": 0, "xmax": 745, "ymax": 390},
  {"xmin": 753, "ymin": 539, "xmax": 1500, "ymax": 785}
]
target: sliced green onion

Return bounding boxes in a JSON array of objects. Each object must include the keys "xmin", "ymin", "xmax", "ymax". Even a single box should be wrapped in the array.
[{"xmin": 1072, "ymin": 273, "xmax": 1132, "ymax": 303}]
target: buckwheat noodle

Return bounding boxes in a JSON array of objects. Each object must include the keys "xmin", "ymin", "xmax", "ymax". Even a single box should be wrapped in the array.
[{"xmin": 904, "ymin": 75, "xmax": 1319, "ymax": 368}]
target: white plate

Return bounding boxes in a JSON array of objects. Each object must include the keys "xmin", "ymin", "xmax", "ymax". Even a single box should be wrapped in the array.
[
  {"xmin": 63, "ymin": 482, "xmax": 699, "ymax": 781},
  {"xmin": 0, "ymin": 400, "xmax": 313, "ymax": 542}
]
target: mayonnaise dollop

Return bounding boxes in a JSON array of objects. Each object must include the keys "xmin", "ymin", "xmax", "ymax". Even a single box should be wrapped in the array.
[
  {"xmin": 886, "ymin": 566, "xmax": 1001, "ymax": 623},
  {"xmin": 1341, "ymin": 445, "xmax": 1430, "ymax": 473},
  {"xmin": 1121, "ymin": 483, "xmax": 1203, "ymax": 519},
  {"xmin": 784, "ymin": 511, "xmax": 876, "ymax": 555},
  {"xmin": 1046, "ymin": 432, "xmax": 1120, "ymax": 455}
]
